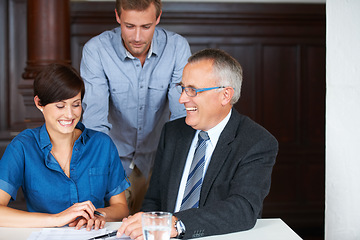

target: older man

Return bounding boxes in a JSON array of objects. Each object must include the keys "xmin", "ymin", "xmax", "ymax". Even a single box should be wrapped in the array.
[{"xmin": 118, "ymin": 48, "xmax": 278, "ymax": 239}]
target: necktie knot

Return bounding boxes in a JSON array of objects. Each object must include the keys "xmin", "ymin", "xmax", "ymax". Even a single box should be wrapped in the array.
[{"xmin": 198, "ymin": 131, "xmax": 209, "ymax": 142}]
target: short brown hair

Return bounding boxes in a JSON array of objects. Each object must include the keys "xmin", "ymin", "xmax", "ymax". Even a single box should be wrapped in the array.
[
  {"xmin": 116, "ymin": 0, "xmax": 162, "ymax": 19},
  {"xmin": 33, "ymin": 63, "xmax": 85, "ymax": 106}
]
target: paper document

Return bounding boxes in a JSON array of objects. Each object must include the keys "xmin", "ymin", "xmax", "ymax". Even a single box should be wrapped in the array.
[{"xmin": 27, "ymin": 227, "xmax": 130, "ymax": 240}]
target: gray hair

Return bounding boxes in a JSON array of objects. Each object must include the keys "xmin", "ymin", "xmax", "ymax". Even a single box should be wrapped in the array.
[{"xmin": 188, "ymin": 48, "xmax": 243, "ymax": 105}]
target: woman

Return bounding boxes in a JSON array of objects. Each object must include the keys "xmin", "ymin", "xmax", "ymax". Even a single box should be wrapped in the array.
[{"xmin": 0, "ymin": 64, "xmax": 129, "ymax": 230}]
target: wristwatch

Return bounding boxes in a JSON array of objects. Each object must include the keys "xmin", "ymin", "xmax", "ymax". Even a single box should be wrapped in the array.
[{"xmin": 174, "ymin": 219, "xmax": 186, "ymax": 239}]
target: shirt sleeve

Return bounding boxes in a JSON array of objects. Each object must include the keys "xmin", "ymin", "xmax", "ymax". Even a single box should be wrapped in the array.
[
  {"xmin": 104, "ymin": 137, "xmax": 130, "ymax": 201},
  {"xmin": 168, "ymin": 35, "xmax": 191, "ymax": 120},
  {"xmin": 81, "ymin": 39, "xmax": 112, "ymax": 134},
  {"xmin": 0, "ymin": 139, "xmax": 25, "ymax": 200}
]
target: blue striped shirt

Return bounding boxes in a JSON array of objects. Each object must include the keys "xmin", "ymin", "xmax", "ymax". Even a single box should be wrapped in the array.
[{"xmin": 80, "ymin": 26, "xmax": 190, "ymax": 177}]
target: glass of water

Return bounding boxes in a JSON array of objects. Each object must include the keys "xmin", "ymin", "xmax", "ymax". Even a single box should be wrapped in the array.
[{"xmin": 142, "ymin": 211, "xmax": 172, "ymax": 240}]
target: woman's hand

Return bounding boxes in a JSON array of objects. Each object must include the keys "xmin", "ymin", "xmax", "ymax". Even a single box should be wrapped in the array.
[
  {"xmin": 69, "ymin": 210, "xmax": 107, "ymax": 231},
  {"xmin": 53, "ymin": 200, "xmax": 96, "ymax": 229}
]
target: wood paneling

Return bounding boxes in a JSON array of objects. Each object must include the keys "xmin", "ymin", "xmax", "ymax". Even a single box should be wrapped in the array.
[
  {"xmin": 70, "ymin": 3, "xmax": 325, "ymax": 238},
  {"xmin": 0, "ymin": 2, "xmax": 325, "ymax": 239},
  {"xmin": 6, "ymin": 0, "xmax": 27, "ymax": 130},
  {"xmin": 0, "ymin": 0, "xmax": 8, "ymax": 132},
  {"xmin": 19, "ymin": 0, "xmax": 72, "ymax": 127}
]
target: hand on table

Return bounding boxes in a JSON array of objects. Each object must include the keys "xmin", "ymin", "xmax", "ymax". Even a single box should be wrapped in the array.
[
  {"xmin": 117, "ymin": 212, "xmax": 144, "ymax": 240},
  {"xmin": 54, "ymin": 200, "xmax": 106, "ymax": 230},
  {"xmin": 117, "ymin": 212, "xmax": 178, "ymax": 239}
]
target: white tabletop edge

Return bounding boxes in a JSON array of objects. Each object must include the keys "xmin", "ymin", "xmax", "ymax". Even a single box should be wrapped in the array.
[{"xmin": 0, "ymin": 218, "xmax": 302, "ymax": 240}]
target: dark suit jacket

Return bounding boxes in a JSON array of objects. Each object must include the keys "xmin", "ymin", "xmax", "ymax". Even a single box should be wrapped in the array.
[{"xmin": 142, "ymin": 109, "xmax": 278, "ymax": 239}]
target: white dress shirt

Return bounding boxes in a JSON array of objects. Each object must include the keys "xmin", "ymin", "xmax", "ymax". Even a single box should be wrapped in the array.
[{"xmin": 174, "ymin": 110, "xmax": 232, "ymax": 212}]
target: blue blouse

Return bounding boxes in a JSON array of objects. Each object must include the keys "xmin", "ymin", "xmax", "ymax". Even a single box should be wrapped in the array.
[{"xmin": 0, "ymin": 122, "xmax": 130, "ymax": 214}]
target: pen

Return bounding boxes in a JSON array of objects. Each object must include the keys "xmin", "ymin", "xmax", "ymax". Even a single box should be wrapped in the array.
[
  {"xmin": 94, "ymin": 210, "xmax": 105, "ymax": 217},
  {"xmin": 88, "ymin": 230, "xmax": 117, "ymax": 240}
]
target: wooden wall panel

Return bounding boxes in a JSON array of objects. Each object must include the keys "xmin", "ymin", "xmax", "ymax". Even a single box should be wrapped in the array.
[
  {"xmin": 303, "ymin": 46, "xmax": 326, "ymax": 145},
  {"xmin": 267, "ymin": 163, "xmax": 298, "ymax": 202},
  {"xmin": 8, "ymin": 0, "xmax": 27, "ymax": 129},
  {"xmin": 69, "ymin": 3, "xmax": 325, "ymax": 238},
  {"xmin": 0, "ymin": 2, "xmax": 325, "ymax": 239},
  {"xmin": 0, "ymin": 0, "xmax": 8, "ymax": 131},
  {"xmin": 262, "ymin": 45, "xmax": 298, "ymax": 142},
  {"xmin": 220, "ymin": 44, "xmax": 258, "ymax": 119}
]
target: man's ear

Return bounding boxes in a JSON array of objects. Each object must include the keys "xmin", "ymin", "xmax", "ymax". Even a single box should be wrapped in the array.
[
  {"xmin": 155, "ymin": 10, "xmax": 162, "ymax": 25},
  {"xmin": 34, "ymin": 96, "xmax": 44, "ymax": 112},
  {"xmin": 221, "ymin": 87, "xmax": 234, "ymax": 106},
  {"xmin": 115, "ymin": 9, "xmax": 121, "ymax": 25}
]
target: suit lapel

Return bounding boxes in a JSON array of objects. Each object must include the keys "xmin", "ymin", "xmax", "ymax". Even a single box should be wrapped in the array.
[
  {"xmin": 166, "ymin": 124, "xmax": 196, "ymax": 211},
  {"xmin": 200, "ymin": 110, "xmax": 241, "ymax": 206}
]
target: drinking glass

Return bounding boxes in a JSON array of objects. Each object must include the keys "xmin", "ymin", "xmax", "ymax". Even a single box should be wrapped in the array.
[{"xmin": 142, "ymin": 211, "xmax": 172, "ymax": 240}]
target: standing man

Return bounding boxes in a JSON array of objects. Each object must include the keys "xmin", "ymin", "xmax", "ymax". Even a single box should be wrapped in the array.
[
  {"xmin": 117, "ymin": 48, "xmax": 278, "ymax": 239},
  {"xmin": 80, "ymin": 0, "xmax": 191, "ymax": 214}
]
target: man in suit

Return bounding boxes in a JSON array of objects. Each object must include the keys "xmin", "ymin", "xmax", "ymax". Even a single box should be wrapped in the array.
[{"xmin": 117, "ymin": 48, "xmax": 278, "ymax": 239}]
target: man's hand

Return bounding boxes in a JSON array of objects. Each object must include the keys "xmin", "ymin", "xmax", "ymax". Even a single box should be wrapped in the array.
[
  {"xmin": 118, "ymin": 212, "xmax": 144, "ymax": 240},
  {"xmin": 118, "ymin": 212, "xmax": 179, "ymax": 239}
]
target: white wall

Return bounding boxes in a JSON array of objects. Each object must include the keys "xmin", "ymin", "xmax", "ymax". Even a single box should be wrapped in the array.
[{"xmin": 326, "ymin": 0, "xmax": 360, "ymax": 239}]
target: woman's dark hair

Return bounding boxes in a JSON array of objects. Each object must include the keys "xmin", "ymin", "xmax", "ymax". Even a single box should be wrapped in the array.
[{"xmin": 33, "ymin": 63, "xmax": 85, "ymax": 106}]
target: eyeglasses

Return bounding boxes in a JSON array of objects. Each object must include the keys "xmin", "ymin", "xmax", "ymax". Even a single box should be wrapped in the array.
[{"xmin": 176, "ymin": 84, "xmax": 226, "ymax": 97}]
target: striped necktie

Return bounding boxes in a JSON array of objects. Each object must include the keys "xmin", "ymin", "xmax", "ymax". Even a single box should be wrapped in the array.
[{"xmin": 180, "ymin": 131, "xmax": 209, "ymax": 210}]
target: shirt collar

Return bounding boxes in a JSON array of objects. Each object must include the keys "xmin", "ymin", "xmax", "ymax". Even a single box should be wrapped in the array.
[
  {"xmin": 199, "ymin": 109, "xmax": 232, "ymax": 147},
  {"xmin": 39, "ymin": 122, "xmax": 88, "ymax": 149},
  {"xmin": 124, "ymin": 38, "xmax": 156, "ymax": 60},
  {"xmin": 76, "ymin": 122, "xmax": 89, "ymax": 145},
  {"xmin": 39, "ymin": 124, "xmax": 51, "ymax": 150}
]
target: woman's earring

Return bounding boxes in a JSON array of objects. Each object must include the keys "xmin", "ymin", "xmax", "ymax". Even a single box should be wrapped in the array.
[{"xmin": 40, "ymin": 109, "xmax": 43, "ymax": 112}]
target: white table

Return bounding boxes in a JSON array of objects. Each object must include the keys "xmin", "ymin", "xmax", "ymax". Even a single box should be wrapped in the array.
[{"xmin": 0, "ymin": 218, "xmax": 302, "ymax": 240}]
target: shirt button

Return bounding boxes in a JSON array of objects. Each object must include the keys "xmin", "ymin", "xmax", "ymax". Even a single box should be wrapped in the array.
[{"xmin": 140, "ymin": 107, "xmax": 143, "ymax": 110}]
